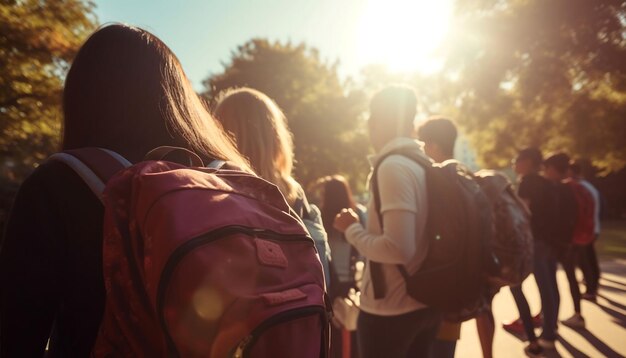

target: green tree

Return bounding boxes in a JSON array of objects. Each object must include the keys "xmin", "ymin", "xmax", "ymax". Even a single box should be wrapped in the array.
[
  {"xmin": 0, "ymin": 0, "xmax": 96, "ymax": 182},
  {"xmin": 204, "ymin": 39, "xmax": 370, "ymax": 191},
  {"xmin": 446, "ymin": 0, "xmax": 626, "ymax": 172}
]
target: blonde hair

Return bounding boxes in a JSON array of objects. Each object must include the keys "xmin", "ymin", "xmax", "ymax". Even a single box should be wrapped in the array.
[{"xmin": 214, "ymin": 88, "xmax": 300, "ymax": 203}]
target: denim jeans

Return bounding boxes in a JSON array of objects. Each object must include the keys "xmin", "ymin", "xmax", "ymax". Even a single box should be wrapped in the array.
[
  {"xmin": 533, "ymin": 241, "xmax": 560, "ymax": 340},
  {"xmin": 357, "ymin": 308, "xmax": 440, "ymax": 358},
  {"xmin": 580, "ymin": 238, "xmax": 600, "ymax": 295},
  {"xmin": 559, "ymin": 246, "xmax": 583, "ymax": 314},
  {"xmin": 509, "ymin": 284, "xmax": 537, "ymax": 341}
]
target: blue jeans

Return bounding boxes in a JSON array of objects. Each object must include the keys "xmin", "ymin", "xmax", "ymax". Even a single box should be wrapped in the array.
[
  {"xmin": 533, "ymin": 241, "xmax": 560, "ymax": 340},
  {"xmin": 580, "ymin": 238, "xmax": 600, "ymax": 295},
  {"xmin": 509, "ymin": 284, "xmax": 537, "ymax": 341},
  {"xmin": 559, "ymin": 246, "xmax": 583, "ymax": 314}
]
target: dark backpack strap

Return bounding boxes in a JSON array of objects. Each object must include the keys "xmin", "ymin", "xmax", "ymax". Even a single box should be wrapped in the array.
[
  {"xmin": 144, "ymin": 146, "xmax": 204, "ymax": 167},
  {"xmin": 292, "ymin": 188, "xmax": 313, "ymax": 221},
  {"xmin": 49, "ymin": 148, "xmax": 131, "ymax": 203},
  {"xmin": 369, "ymin": 149, "xmax": 432, "ymax": 299}
]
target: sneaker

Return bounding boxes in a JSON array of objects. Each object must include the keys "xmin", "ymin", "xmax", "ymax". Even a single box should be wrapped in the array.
[
  {"xmin": 503, "ymin": 318, "xmax": 526, "ymax": 335},
  {"xmin": 582, "ymin": 293, "xmax": 597, "ymax": 302},
  {"xmin": 532, "ymin": 313, "xmax": 543, "ymax": 328},
  {"xmin": 538, "ymin": 338, "xmax": 556, "ymax": 350},
  {"xmin": 561, "ymin": 314, "xmax": 586, "ymax": 329},
  {"xmin": 524, "ymin": 344, "xmax": 544, "ymax": 357}
]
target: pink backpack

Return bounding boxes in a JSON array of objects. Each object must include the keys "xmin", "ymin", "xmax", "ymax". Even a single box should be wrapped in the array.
[{"xmin": 51, "ymin": 147, "xmax": 330, "ymax": 358}]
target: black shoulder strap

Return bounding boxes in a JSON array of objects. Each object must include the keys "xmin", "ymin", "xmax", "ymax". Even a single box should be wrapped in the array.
[
  {"xmin": 371, "ymin": 149, "xmax": 431, "ymax": 226},
  {"xmin": 368, "ymin": 149, "xmax": 432, "ymax": 299},
  {"xmin": 292, "ymin": 188, "xmax": 312, "ymax": 221}
]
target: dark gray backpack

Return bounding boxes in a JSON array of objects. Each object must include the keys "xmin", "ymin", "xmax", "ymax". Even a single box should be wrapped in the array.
[{"xmin": 475, "ymin": 170, "xmax": 534, "ymax": 287}]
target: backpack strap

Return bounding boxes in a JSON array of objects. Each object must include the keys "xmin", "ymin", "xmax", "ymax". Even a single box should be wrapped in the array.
[
  {"xmin": 369, "ymin": 149, "xmax": 432, "ymax": 299},
  {"xmin": 207, "ymin": 159, "xmax": 227, "ymax": 170},
  {"xmin": 292, "ymin": 188, "xmax": 313, "ymax": 221},
  {"xmin": 49, "ymin": 148, "xmax": 131, "ymax": 203},
  {"xmin": 145, "ymin": 146, "xmax": 204, "ymax": 167}
]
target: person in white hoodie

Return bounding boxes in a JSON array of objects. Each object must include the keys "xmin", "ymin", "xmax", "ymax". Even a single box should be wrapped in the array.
[{"xmin": 334, "ymin": 85, "xmax": 440, "ymax": 357}]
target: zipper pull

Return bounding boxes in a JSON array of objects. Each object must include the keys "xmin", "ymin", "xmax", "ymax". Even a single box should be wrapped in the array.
[{"xmin": 233, "ymin": 335, "xmax": 252, "ymax": 358}]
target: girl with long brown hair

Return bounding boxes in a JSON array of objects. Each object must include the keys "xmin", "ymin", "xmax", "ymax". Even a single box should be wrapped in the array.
[{"xmin": 0, "ymin": 24, "xmax": 249, "ymax": 357}]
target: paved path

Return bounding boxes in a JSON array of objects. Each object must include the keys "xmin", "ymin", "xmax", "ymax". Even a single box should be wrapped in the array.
[{"xmin": 455, "ymin": 257, "xmax": 626, "ymax": 358}]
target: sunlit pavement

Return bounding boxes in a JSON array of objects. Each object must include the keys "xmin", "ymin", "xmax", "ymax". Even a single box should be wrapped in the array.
[{"xmin": 455, "ymin": 258, "xmax": 626, "ymax": 358}]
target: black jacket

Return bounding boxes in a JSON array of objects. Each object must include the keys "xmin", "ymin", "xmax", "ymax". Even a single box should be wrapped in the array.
[{"xmin": 0, "ymin": 160, "xmax": 105, "ymax": 357}]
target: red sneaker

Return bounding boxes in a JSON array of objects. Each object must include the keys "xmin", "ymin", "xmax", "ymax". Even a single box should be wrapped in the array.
[{"xmin": 502, "ymin": 318, "xmax": 526, "ymax": 335}]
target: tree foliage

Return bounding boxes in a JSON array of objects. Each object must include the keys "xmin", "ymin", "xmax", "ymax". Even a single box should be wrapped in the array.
[
  {"xmin": 203, "ymin": 39, "xmax": 370, "ymax": 190},
  {"xmin": 447, "ymin": 0, "xmax": 626, "ymax": 172},
  {"xmin": 0, "ymin": 0, "xmax": 96, "ymax": 182}
]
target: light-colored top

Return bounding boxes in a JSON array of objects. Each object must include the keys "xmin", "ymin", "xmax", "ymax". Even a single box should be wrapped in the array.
[
  {"xmin": 344, "ymin": 137, "xmax": 428, "ymax": 316},
  {"xmin": 580, "ymin": 179, "xmax": 601, "ymax": 235},
  {"xmin": 327, "ymin": 206, "xmax": 366, "ymax": 283}
]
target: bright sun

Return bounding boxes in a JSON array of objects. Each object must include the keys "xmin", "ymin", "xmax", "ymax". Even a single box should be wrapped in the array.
[{"xmin": 357, "ymin": 0, "xmax": 454, "ymax": 73}]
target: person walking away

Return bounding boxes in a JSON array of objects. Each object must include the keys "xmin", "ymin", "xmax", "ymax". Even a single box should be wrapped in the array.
[
  {"xmin": 415, "ymin": 117, "xmax": 462, "ymax": 358},
  {"xmin": 333, "ymin": 85, "xmax": 440, "ymax": 358},
  {"xmin": 0, "ymin": 24, "xmax": 251, "ymax": 357},
  {"xmin": 418, "ymin": 117, "xmax": 511, "ymax": 358},
  {"xmin": 544, "ymin": 153, "xmax": 593, "ymax": 331},
  {"xmin": 504, "ymin": 147, "xmax": 562, "ymax": 356},
  {"xmin": 569, "ymin": 160, "xmax": 601, "ymax": 301}
]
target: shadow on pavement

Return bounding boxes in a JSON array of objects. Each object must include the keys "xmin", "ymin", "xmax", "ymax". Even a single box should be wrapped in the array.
[
  {"xmin": 599, "ymin": 283, "xmax": 626, "ymax": 294},
  {"xmin": 557, "ymin": 336, "xmax": 587, "ymax": 358},
  {"xmin": 599, "ymin": 259, "xmax": 626, "ymax": 278},
  {"xmin": 601, "ymin": 277, "xmax": 626, "ymax": 288},
  {"xmin": 597, "ymin": 292, "xmax": 626, "ymax": 311},
  {"xmin": 595, "ymin": 302, "xmax": 626, "ymax": 329},
  {"xmin": 569, "ymin": 328, "xmax": 623, "ymax": 357},
  {"xmin": 502, "ymin": 329, "xmax": 528, "ymax": 342}
]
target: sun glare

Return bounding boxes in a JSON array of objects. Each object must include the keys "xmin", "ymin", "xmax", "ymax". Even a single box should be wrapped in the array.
[{"xmin": 357, "ymin": 0, "xmax": 453, "ymax": 73}]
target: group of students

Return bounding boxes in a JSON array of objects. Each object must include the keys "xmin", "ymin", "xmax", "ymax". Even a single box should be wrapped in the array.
[
  {"xmin": 0, "ymin": 23, "xmax": 602, "ymax": 358},
  {"xmin": 404, "ymin": 119, "xmax": 602, "ymax": 358},
  {"xmin": 501, "ymin": 147, "xmax": 601, "ymax": 356}
]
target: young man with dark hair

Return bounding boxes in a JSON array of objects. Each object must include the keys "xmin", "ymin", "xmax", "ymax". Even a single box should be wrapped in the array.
[
  {"xmin": 334, "ymin": 85, "xmax": 440, "ymax": 357},
  {"xmin": 504, "ymin": 147, "xmax": 562, "ymax": 356},
  {"xmin": 544, "ymin": 152, "xmax": 593, "ymax": 331},
  {"xmin": 416, "ymin": 116, "xmax": 457, "ymax": 161},
  {"xmin": 416, "ymin": 117, "xmax": 461, "ymax": 358},
  {"xmin": 569, "ymin": 160, "xmax": 601, "ymax": 300}
]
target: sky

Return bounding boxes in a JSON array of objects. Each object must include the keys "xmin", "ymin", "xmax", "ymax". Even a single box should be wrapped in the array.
[{"xmin": 95, "ymin": 0, "xmax": 454, "ymax": 90}]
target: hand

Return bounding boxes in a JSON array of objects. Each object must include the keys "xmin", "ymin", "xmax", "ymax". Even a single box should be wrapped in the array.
[{"xmin": 333, "ymin": 208, "xmax": 359, "ymax": 233}]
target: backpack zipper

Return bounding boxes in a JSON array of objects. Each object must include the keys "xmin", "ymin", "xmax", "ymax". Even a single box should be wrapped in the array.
[
  {"xmin": 231, "ymin": 306, "xmax": 327, "ymax": 358},
  {"xmin": 156, "ymin": 225, "xmax": 314, "ymax": 357}
]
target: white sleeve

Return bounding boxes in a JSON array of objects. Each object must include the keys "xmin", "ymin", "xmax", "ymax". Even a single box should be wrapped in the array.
[
  {"xmin": 343, "ymin": 157, "xmax": 425, "ymax": 265},
  {"xmin": 344, "ymin": 210, "xmax": 416, "ymax": 264}
]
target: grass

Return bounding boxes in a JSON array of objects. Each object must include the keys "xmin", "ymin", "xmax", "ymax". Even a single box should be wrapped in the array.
[{"xmin": 597, "ymin": 220, "xmax": 626, "ymax": 259}]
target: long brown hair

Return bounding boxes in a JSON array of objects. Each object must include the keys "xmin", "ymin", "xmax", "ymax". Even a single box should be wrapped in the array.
[
  {"xmin": 62, "ymin": 24, "xmax": 249, "ymax": 170},
  {"xmin": 320, "ymin": 175, "xmax": 357, "ymax": 234},
  {"xmin": 214, "ymin": 88, "xmax": 299, "ymax": 203}
]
